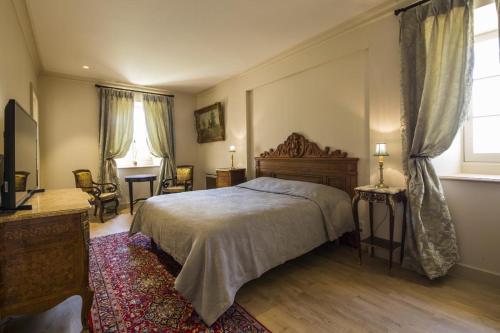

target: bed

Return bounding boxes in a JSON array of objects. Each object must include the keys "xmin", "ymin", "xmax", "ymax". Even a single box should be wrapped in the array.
[{"xmin": 129, "ymin": 133, "xmax": 358, "ymax": 325}]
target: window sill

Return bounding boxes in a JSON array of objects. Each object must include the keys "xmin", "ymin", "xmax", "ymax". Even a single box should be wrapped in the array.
[
  {"xmin": 439, "ymin": 173, "xmax": 500, "ymax": 183},
  {"xmin": 117, "ymin": 164, "xmax": 160, "ymax": 170}
]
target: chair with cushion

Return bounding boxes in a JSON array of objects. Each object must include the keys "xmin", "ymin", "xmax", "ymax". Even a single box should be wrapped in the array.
[
  {"xmin": 72, "ymin": 169, "xmax": 119, "ymax": 222},
  {"xmin": 15, "ymin": 171, "xmax": 30, "ymax": 192},
  {"xmin": 161, "ymin": 165, "xmax": 194, "ymax": 194}
]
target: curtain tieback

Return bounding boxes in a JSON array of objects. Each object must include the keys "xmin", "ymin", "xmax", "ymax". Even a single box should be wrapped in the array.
[{"xmin": 410, "ymin": 154, "xmax": 430, "ymax": 158}]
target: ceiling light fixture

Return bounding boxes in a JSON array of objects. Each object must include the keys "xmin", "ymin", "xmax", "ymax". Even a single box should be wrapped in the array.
[{"xmin": 82, "ymin": 65, "xmax": 90, "ymax": 70}]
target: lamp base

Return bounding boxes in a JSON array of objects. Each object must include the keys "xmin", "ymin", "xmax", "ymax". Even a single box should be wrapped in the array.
[{"xmin": 376, "ymin": 160, "xmax": 386, "ymax": 189}]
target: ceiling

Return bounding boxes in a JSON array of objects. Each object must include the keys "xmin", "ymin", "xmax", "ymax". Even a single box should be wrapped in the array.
[{"xmin": 26, "ymin": 0, "xmax": 387, "ymax": 93}]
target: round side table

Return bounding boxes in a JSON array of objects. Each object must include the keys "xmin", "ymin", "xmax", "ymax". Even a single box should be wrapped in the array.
[{"xmin": 124, "ymin": 174, "xmax": 157, "ymax": 214}]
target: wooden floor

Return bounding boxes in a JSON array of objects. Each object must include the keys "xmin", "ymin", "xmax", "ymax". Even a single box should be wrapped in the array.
[{"xmin": 2, "ymin": 209, "xmax": 500, "ymax": 333}]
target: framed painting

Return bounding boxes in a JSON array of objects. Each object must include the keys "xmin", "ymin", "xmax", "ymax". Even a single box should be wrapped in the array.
[{"xmin": 194, "ymin": 102, "xmax": 225, "ymax": 143}]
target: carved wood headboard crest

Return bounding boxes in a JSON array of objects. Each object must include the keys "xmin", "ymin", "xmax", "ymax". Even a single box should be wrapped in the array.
[
  {"xmin": 260, "ymin": 132, "xmax": 348, "ymax": 158},
  {"xmin": 255, "ymin": 133, "xmax": 358, "ymax": 196}
]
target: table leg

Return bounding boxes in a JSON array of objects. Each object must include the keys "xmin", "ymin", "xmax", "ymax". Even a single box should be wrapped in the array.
[
  {"xmin": 400, "ymin": 197, "xmax": 407, "ymax": 264},
  {"xmin": 128, "ymin": 181, "xmax": 134, "ymax": 215},
  {"xmin": 388, "ymin": 198, "xmax": 395, "ymax": 271},
  {"xmin": 352, "ymin": 192, "xmax": 362, "ymax": 264},
  {"xmin": 369, "ymin": 202, "xmax": 374, "ymax": 257},
  {"xmin": 149, "ymin": 179, "xmax": 154, "ymax": 197}
]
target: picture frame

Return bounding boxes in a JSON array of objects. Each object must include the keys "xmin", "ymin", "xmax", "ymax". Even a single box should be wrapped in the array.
[{"xmin": 194, "ymin": 102, "xmax": 225, "ymax": 143}]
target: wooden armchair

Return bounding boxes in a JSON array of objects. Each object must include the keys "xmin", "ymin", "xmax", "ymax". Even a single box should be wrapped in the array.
[
  {"xmin": 161, "ymin": 165, "xmax": 194, "ymax": 194},
  {"xmin": 15, "ymin": 171, "xmax": 30, "ymax": 192},
  {"xmin": 72, "ymin": 169, "xmax": 119, "ymax": 222}
]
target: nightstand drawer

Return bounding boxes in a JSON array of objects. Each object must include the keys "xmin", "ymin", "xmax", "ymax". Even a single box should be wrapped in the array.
[
  {"xmin": 216, "ymin": 173, "xmax": 230, "ymax": 188},
  {"xmin": 216, "ymin": 168, "xmax": 246, "ymax": 188}
]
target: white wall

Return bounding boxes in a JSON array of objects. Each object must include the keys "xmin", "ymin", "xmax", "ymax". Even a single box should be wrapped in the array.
[
  {"xmin": 0, "ymin": 0, "xmax": 39, "ymax": 151},
  {"xmin": 39, "ymin": 76, "xmax": 99, "ymax": 188},
  {"xmin": 442, "ymin": 179, "xmax": 500, "ymax": 276},
  {"xmin": 196, "ymin": 12, "xmax": 404, "ymax": 244},
  {"xmin": 195, "ymin": 10, "xmax": 500, "ymax": 277},
  {"xmin": 250, "ymin": 49, "xmax": 369, "ymax": 180},
  {"xmin": 38, "ymin": 75, "xmax": 197, "ymax": 203},
  {"xmin": 196, "ymin": 14, "xmax": 403, "ymax": 187}
]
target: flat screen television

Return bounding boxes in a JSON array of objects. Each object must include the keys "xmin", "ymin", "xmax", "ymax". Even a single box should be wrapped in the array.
[{"xmin": 1, "ymin": 99, "xmax": 39, "ymax": 210}]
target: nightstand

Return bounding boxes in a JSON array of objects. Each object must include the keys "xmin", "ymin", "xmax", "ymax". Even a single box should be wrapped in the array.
[
  {"xmin": 206, "ymin": 173, "xmax": 217, "ymax": 189},
  {"xmin": 352, "ymin": 185, "xmax": 407, "ymax": 271},
  {"xmin": 216, "ymin": 168, "xmax": 246, "ymax": 188}
]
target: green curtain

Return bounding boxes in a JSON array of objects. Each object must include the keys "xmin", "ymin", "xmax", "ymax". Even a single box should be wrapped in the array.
[
  {"xmin": 98, "ymin": 88, "xmax": 134, "ymax": 195},
  {"xmin": 143, "ymin": 93, "xmax": 176, "ymax": 195},
  {"xmin": 399, "ymin": 0, "xmax": 474, "ymax": 279}
]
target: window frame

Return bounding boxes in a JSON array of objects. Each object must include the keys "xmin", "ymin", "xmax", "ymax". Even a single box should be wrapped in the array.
[
  {"xmin": 464, "ymin": 119, "xmax": 500, "ymax": 163},
  {"xmin": 115, "ymin": 96, "xmax": 161, "ymax": 169},
  {"xmin": 463, "ymin": 26, "xmax": 500, "ymax": 163}
]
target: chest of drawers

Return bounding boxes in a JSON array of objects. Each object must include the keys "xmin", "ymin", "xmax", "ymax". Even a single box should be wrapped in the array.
[{"xmin": 0, "ymin": 189, "xmax": 93, "ymax": 331}]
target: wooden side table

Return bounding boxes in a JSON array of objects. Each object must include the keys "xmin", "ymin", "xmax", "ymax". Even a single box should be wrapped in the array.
[
  {"xmin": 216, "ymin": 168, "xmax": 246, "ymax": 188},
  {"xmin": 124, "ymin": 174, "xmax": 157, "ymax": 214},
  {"xmin": 352, "ymin": 185, "xmax": 407, "ymax": 271},
  {"xmin": 206, "ymin": 173, "xmax": 217, "ymax": 189}
]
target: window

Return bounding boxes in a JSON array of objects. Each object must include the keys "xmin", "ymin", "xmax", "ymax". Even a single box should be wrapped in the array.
[
  {"xmin": 464, "ymin": 3, "xmax": 500, "ymax": 163},
  {"xmin": 116, "ymin": 95, "xmax": 161, "ymax": 168}
]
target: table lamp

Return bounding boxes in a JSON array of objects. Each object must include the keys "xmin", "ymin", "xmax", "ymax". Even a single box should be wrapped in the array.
[
  {"xmin": 374, "ymin": 143, "xmax": 388, "ymax": 188},
  {"xmin": 229, "ymin": 145, "xmax": 236, "ymax": 168}
]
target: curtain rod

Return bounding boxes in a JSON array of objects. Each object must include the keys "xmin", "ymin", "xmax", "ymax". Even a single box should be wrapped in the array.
[
  {"xmin": 95, "ymin": 84, "xmax": 174, "ymax": 97},
  {"xmin": 394, "ymin": 0, "xmax": 431, "ymax": 15}
]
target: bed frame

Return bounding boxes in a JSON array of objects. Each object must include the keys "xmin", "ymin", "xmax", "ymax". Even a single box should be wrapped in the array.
[
  {"xmin": 255, "ymin": 133, "xmax": 358, "ymax": 197},
  {"xmin": 255, "ymin": 133, "xmax": 359, "ymax": 246}
]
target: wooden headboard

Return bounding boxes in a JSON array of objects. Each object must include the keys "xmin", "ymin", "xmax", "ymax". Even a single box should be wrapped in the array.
[{"xmin": 255, "ymin": 133, "xmax": 358, "ymax": 197}]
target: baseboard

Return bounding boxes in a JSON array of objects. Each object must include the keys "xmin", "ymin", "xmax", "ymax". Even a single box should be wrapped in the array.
[
  {"xmin": 360, "ymin": 244, "xmax": 500, "ymax": 288},
  {"xmin": 449, "ymin": 263, "xmax": 500, "ymax": 289},
  {"xmin": 87, "ymin": 203, "xmax": 131, "ymax": 217},
  {"xmin": 118, "ymin": 202, "xmax": 130, "ymax": 211}
]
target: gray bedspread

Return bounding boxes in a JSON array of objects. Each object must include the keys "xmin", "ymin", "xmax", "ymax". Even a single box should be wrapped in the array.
[{"xmin": 129, "ymin": 177, "xmax": 354, "ymax": 325}]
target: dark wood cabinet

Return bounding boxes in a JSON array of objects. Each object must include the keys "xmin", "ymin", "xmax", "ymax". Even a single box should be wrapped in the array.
[{"xmin": 216, "ymin": 168, "xmax": 246, "ymax": 188}]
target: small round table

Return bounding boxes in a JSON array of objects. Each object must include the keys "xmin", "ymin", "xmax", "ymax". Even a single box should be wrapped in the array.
[{"xmin": 124, "ymin": 174, "xmax": 157, "ymax": 214}]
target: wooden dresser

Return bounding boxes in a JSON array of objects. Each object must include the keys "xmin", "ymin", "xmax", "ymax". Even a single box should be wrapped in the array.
[
  {"xmin": 0, "ymin": 189, "xmax": 93, "ymax": 331},
  {"xmin": 216, "ymin": 168, "xmax": 246, "ymax": 188}
]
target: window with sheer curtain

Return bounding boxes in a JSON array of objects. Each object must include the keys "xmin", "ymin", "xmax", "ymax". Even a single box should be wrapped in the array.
[
  {"xmin": 116, "ymin": 97, "xmax": 161, "ymax": 168},
  {"xmin": 464, "ymin": 3, "xmax": 500, "ymax": 163}
]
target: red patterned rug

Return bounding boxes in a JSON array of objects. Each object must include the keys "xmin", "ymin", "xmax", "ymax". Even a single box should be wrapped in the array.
[{"xmin": 89, "ymin": 232, "xmax": 270, "ymax": 332}]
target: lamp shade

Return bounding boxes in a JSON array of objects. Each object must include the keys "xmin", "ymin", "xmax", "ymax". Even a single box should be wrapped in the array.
[
  {"xmin": 374, "ymin": 143, "xmax": 388, "ymax": 156},
  {"xmin": 229, "ymin": 145, "xmax": 236, "ymax": 152}
]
